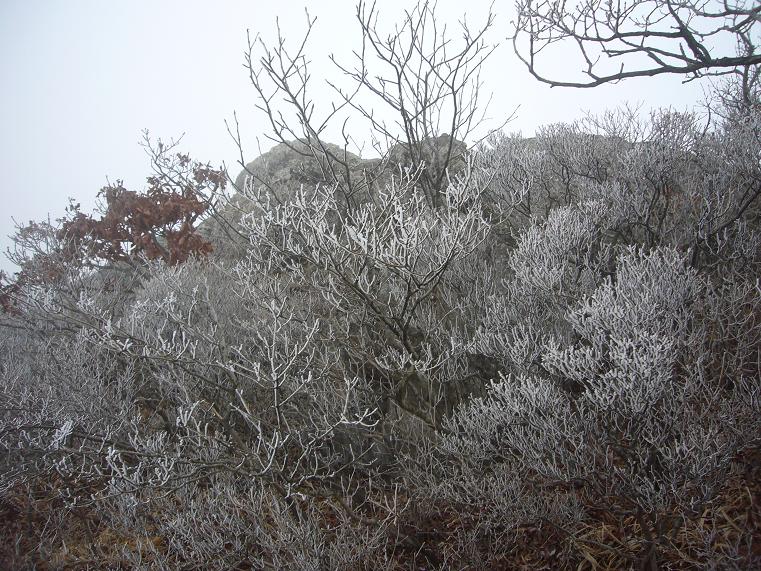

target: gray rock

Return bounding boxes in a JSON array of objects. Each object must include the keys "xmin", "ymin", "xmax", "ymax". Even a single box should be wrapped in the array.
[{"xmin": 201, "ymin": 135, "xmax": 468, "ymax": 260}]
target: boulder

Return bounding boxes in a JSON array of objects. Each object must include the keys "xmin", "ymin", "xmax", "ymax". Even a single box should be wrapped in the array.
[{"xmin": 201, "ymin": 135, "xmax": 468, "ymax": 259}]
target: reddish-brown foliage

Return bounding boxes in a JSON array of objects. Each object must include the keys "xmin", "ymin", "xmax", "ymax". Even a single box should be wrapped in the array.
[
  {"xmin": 1, "ymin": 154, "xmax": 225, "ymax": 314},
  {"xmin": 0, "ymin": 271, "xmax": 20, "ymax": 315},
  {"xmin": 60, "ymin": 157, "xmax": 224, "ymax": 265}
]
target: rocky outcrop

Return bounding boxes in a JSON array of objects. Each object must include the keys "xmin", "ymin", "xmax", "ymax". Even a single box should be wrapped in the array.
[{"xmin": 201, "ymin": 135, "xmax": 468, "ymax": 259}]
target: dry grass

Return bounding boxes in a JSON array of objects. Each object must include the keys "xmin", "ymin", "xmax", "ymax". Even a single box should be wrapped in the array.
[
  {"xmin": 569, "ymin": 447, "xmax": 761, "ymax": 570},
  {"xmin": 2, "ymin": 447, "xmax": 759, "ymax": 570}
]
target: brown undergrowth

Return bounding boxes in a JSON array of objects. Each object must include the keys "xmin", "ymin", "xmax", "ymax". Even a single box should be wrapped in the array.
[{"xmin": 2, "ymin": 447, "xmax": 759, "ymax": 570}]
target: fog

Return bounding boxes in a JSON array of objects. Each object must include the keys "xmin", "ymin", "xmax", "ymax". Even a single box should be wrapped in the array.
[{"xmin": 0, "ymin": 0, "xmax": 713, "ymax": 274}]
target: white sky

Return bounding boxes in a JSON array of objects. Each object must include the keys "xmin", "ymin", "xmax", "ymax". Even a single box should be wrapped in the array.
[{"xmin": 0, "ymin": 0, "xmax": 717, "ymax": 274}]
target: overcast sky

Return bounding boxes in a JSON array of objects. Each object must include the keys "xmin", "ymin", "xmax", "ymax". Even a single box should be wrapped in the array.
[{"xmin": 1, "ymin": 0, "xmax": 716, "ymax": 274}]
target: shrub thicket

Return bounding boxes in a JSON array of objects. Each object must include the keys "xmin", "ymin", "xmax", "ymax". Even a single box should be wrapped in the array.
[{"xmin": 2, "ymin": 2, "xmax": 760, "ymax": 569}]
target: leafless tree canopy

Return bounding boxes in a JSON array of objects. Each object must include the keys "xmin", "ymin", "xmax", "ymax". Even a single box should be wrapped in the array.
[
  {"xmin": 234, "ymin": 0, "xmax": 503, "ymax": 209},
  {"xmin": 513, "ymin": 0, "xmax": 761, "ymax": 90}
]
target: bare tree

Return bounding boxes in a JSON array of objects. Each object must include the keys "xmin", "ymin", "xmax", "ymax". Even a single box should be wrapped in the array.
[
  {"xmin": 512, "ymin": 0, "xmax": 761, "ymax": 91},
  {"xmin": 231, "ymin": 0, "xmax": 503, "ymax": 210}
]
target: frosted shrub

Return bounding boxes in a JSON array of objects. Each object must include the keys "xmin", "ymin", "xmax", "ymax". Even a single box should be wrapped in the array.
[
  {"xmin": 2, "ymin": 56, "xmax": 761, "ymax": 565},
  {"xmin": 473, "ymin": 199, "xmax": 615, "ymax": 382},
  {"xmin": 536, "ymin": 107, "xmax": 761, "ymax": 257},
  {"xmin": 429, "ymin": 245, "xmax": 761, "ymax": 563},
  {"xmin": 239, "ymin": 161, "xmax": 501, "ymax": 427},
  {"xmin": 0, "ymin": 325, "xmax": 145, "ymax": 496},
  {"xmin": 543, "ymin": 247, "xmax": 701, "ymax": 410}
]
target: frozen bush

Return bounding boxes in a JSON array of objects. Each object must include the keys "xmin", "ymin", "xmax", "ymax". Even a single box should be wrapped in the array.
[
  {"xmin": 2, "ymin": 6, "xmax": 760, "ymax": 565},
  {"xmin": 425, "ymin": 246, "xmax": 761, "ymax": 565}
]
